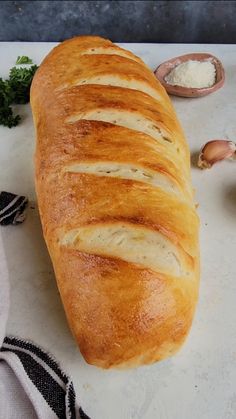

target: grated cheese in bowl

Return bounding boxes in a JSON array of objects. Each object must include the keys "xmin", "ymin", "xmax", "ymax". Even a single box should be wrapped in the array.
[{"xmin": 165, "ymin": 60, "xmax": 216, "ymax": 89}]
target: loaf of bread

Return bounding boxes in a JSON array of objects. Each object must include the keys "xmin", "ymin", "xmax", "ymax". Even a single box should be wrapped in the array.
[{"xmin": 31, "ymin": 36, "xmax": 199, "ymax": 369}]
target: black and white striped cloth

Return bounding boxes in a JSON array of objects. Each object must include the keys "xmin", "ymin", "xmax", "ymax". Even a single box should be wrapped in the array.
[
  {"xmin": 0, "ymin": 191, "xmax": 91, "ymax": 419},
  {"xmin": 0, "ymin": 337, "xmax": 90, "ymax": 419},
  {"xmin": 0, "ymin": 191, "xmax": 28, "ymax": 225}
]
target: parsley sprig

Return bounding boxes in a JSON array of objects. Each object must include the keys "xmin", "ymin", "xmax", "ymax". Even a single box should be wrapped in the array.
[
  {"xmin": 0, "ymin": 56, "xmax": 38, "ymax": 128},
  {"xmin": 16, "ymin": 56, "xmax": 33, "ymax": 65},
  {"xmin": 8, "ymin": 65, "xmax": 38, "ymax": 104}
]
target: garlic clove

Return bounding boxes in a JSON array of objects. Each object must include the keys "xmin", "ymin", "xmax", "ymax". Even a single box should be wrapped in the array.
[{"xmin": 198, "ymin": 140, "xmax": 236, "ymax": 169}]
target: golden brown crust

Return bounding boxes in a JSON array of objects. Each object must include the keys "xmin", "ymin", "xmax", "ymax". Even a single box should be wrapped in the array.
[
  {"xmin": 53, "ymin": 84, "xmax": 189, "ymax": 158},
  {"xmin": 31, "ymin": 36, "xmax": 200, "ymax": 369},
  {"xmin": 32, "ymin": 36, "xmax": 170, "ymax": 105},
  {"xmin": 51, "ymin": 249, "xmax": 198, "ymax": 368},
  {"xmin": 35, "ymin": 120, "xmax": 191, "ymax": 197},
  {"xmin": 36, "ymin": 171, "xmax": 198, "ymax": 257}
]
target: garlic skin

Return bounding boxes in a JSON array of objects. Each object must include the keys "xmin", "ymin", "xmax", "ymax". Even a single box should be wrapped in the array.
[{"xmin": 198, "ymin": 140, "xmax": 236, "ymax": 169}]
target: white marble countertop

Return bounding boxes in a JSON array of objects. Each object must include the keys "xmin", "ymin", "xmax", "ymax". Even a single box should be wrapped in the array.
[{"xmin": 0, "ymin": 42, "xmax": 236, "ymax": 419}]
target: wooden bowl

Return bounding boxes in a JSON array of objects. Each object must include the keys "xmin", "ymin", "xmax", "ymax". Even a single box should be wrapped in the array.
[{"xmin": 154, "ymin": 53, "xmax": 225, "ymax": 98}]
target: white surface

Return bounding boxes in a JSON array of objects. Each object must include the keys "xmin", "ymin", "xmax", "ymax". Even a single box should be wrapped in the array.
[{"xmin": 0, "ymin": 42, "xmax": 236, "ymax": 419}]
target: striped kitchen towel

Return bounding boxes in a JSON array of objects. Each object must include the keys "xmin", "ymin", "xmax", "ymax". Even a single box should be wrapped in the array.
[
  {"xmin": 0, "ymin": 191, "xmax": 28, "ymax": 225},
  {"xmin": 0, "ymin": 337, "xmax": 90, "ymax": 419},
  {"xmin": 0, "ymin": 191, "xmax": 90, "ymax": 419}
]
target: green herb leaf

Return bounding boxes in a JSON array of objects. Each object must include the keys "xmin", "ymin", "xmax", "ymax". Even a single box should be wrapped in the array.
[
  {"xmin": 0, "ymin": 106, "xmax": 21, "ymax": 128},
  {"xmin": 8, "ymin": 65, "xmax": 38, "ymax": 104},
  {"xmin": 16, "ymin": 56, "xmax": 33, "ymax": 65},
  {"xmin": 0, "ymin": 78, "xmax": 20, "ymax": 128},
  {"xmin": 0, "ymin": 59, "xmax": 38, "ymax": 127}
]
